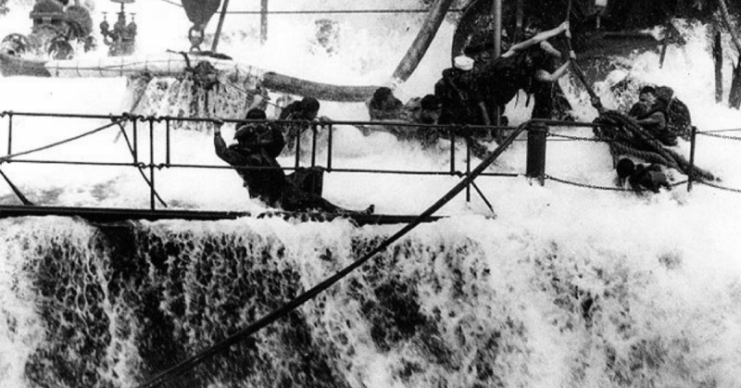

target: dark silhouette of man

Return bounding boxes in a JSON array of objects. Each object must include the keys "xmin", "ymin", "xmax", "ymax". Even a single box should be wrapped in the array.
[{"xmin": 213, "ymin": 109, "xmax": 373, "ymax": 214}]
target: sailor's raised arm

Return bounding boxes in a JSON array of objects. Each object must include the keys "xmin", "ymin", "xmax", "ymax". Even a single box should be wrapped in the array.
[
  {"xmin": 212, "ymin": 119, "xmax": 229, "ymax": 158},
  {"xmin": 506, "ymin": 21, "xmax": 569, "ymax": 55},
  {"xmin": 539, "ymin": 41, "xmax": 562, "ymax": 58}
]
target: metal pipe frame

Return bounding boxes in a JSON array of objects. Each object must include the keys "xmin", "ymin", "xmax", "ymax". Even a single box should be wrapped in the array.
[{"xmin": 0, "ymin": 112, "xmax": 607, "ymax": 211}]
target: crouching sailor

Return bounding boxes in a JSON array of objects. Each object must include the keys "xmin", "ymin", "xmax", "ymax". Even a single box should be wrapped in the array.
[
  {"xmin": 616, "ymin": 158, "xmax": 671, "ymax": 194},
  {"xmin": 213, "ymin": 109, "xmax": 374, "ymax": 215}
]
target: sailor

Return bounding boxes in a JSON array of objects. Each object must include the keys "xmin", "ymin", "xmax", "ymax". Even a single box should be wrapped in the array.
[
  {"xmin": 616, "ymin": 158, "xmax": 671, "ymax": 194},
  {"xmin": 213, "ymin": 111, "xmax": 373, "ymax": 214},
  {"xmin": 434, "ymin": 55, "xmax": 490, "ymax": 127},
  {"xmin": 656, "ymin": 85, "xmax": 692, "ymax": 141},
  {"xmin": 399, "ymin": 94, "xmax": 443, "ymax": 146},
  {"xmin": 474, "ymin": 21, "xmax": 574, "ymax": 121},
  {"xmin": 629, "ymin": 86, "xmax": 678, "ymax": 146},
  {"xmin": 278, "ymin": 96, "xmax": 324, "ymax": 152},
  {"xmin": 403, "ymin": 94, "xmax": 442, "ymax": 126},
  {"xmin": 367, "ymin": 87, "xmax": 403, "ymax": 121},
  {"xmin": 520, "ymin": 17, "xmax": 575, "ymax": 121}
]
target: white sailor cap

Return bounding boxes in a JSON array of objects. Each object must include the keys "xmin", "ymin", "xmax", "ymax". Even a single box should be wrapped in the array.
[{"xmin": 453, "ymin": 55, "xmax": 474, "ymax": 71}]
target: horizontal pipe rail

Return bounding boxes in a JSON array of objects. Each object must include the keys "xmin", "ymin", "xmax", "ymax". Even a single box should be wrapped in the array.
[
  {"xmin": 4, "ymin": 109, "xmax": 738, "ymax": 212},
  {"xmin": 6, "ymin": 159, "xmax": 140, "ymax": 167}
]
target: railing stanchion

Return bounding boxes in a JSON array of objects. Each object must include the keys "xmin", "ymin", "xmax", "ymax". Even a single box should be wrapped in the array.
[
  {"xmin": 311, "ymin": 123, "xmax": 318, "ymax": 168},
  {"xmin": 7, "ymin": 112, "xmax": 13, "ymax": 156},
  {"xmin": 294, "ymin": 123, "xmax": 301, "ymax": 170},
  {"xmin": 326, "ymin": 123, "xmax": 333, "ymax": 171},
  {"xmin": 526, "ymin": 121, "xmax": 547, "ymax": 186},
  {"xmin": 450, "ymin": 126, "xmax": 455, "ymax": 174},
  {"xmin": 688, "ymin": 125, "xmax": 697, "ymax": 192},
  {"xmin": 132, "ymin": 119, "xmax": 139, "ymax": 163},
  {"xmin": 165, "ymin": 118, "xmax": 171, "ymax": 166},
  {"xmin": 149, "ymin": 119, "xmax": 155, "ymax": 210},
  {"xmin": 465, "ymin": 128, "xmax": 471, "ymax": 202}
]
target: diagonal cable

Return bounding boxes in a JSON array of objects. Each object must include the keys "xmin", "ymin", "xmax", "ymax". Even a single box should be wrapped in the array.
[
  {"xmin": 134, "ymin": 122, "xmax": 529, "ymax": 388},
  {"xmin": 0, "ymin": 119, "xmax": 125, "ymax": 162},
  {"xmin": 0, "ymin": 168, "xmax": 34, "ymax": 206}
]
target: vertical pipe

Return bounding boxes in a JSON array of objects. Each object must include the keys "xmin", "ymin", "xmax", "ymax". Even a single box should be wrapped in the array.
[
  {"xmin": 493, "ymin": 0, "xmax": 503, "ymax": 139},
  {"xmin": 260, "ymin": 0, "xmax": 268, "ymax": 45},
  {"xmin": 133, "ymin": 119, "xmax": 138, "ymax": 163},
  {"xmin": 466, "ymin": 133, "xmax": 471, "ymax": 202},
  {"xmin": 311, "ymin": 123, "xmax": 317, "ymax": 168},
  {"xmin": 326, "ymin": 123, "xmax": 333, "ymax": 171},
  {"xmin": 492, "ymin": 0, "xmax": 502, "ymax": 60},
  {"xmin": 211, "ymin": 0, "xmax": 231, "ymax": 53},
  {"xmin": 713, "ymin": 22, "xmax": 724, "ymax": 103},
  {"xmin": 294, "ymin": 126, "xmax": 301, "ymax": 170},
  {"xmin": 149, "ymin": 119, "xmax": 155, "ymax": 210},
  {"xmin": 449, "ymin": 127, "xmax": 456, "ymax": 174},
  {"xmin": 688, "ymin": 125, "xmax": 697, "ymax": 192},
  {"xmin": 526, "ymin": 122, "xmax": 548, "ymax": 186},
  {"xmin": 165, "ymin": 118, "xmax": 171, "ymax": 166},
  {"xmin": 7, "ymin": 113, "xmax": 12, "ymax": 156}
]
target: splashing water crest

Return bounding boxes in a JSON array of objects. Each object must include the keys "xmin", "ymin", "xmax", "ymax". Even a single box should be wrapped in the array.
[{"xmin": 2, "ymin": 0, "xmax": 741, "ymax": 387}]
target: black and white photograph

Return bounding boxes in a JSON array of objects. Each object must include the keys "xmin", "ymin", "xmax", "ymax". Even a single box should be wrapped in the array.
[{"xmin": 1, "ymin": 0, "xmax": 741, "ymax": 387}]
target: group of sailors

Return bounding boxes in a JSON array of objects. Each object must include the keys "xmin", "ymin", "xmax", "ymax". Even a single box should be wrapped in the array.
[
  {"xmin": 364, "ymin": 19, "xmax": 577, "ymax": 149},
  {"xmin": 211, "ymin": 18, "xmax": 697, "ymax": 213}
]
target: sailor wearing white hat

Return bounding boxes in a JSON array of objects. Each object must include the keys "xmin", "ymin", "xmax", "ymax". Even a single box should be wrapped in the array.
[{"xmin": 453, "ymin": 55, "xmax": 474, "ymax": 71}]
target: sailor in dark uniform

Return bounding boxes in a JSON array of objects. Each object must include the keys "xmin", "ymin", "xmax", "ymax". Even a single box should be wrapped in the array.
[
  {"xmin": 630, "ymin": 86, "xmax": 678, "ymax": 146},
  {"xmin": 213, "ymin": 109, "xmax": 373, "ymax": 214}
]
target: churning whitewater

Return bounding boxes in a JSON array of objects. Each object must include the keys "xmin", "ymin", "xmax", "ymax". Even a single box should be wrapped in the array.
[{"xmin": 2, "ymin": 0, "xmax": 741, "ymax": 387}]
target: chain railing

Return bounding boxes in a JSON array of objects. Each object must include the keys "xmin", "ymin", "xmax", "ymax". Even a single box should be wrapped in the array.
[{"xmin": 532, "ymin": 120, "xmax": 741, "ymax": 195}]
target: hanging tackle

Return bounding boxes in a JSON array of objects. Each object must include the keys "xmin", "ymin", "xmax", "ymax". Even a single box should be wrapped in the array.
[{"xmin": 181, "ymin": 0, "xmax": 221, "ymax": 52}]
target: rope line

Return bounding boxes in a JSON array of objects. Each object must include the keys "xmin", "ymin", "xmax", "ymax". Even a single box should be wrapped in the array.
[
  {"xmin": 696, "ymin": 131, "xmax": 741, "ymax": 141},
  {"xmin": 701, "ymin": 128, "xmax": 741, "ymax": 133},
  {"xmin": 546, "ymin": 175, "xmax": 626, "ymax": 191},
  {"xmin": 549, "ymin": 132, "xmax": 690, "ymax": 143},
  {"xmin": 0, "ymin": 119, "xmax": 126, "ymax": 163},
  {"xmin": 546, "ymin": 175, "xmax": 690, "ymax": 192},
  {"xmin": 548, "ymin": 133, "xmax": 601, "ymax": 142},
  {"xmin": 697, "ymin": 180, "xmax": 741, "ymax": 194}
]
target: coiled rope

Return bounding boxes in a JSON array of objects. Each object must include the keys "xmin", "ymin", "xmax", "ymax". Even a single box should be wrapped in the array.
[
  {"xmin": 593, "ymin": 110, "xmax": 715, "ymax": 181},
  {"xmin": 561, "ymin": 0, "xmax": 716, "ymax": 183}
]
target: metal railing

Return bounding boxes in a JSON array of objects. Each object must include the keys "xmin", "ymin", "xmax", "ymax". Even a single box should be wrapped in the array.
[
  {"xmin": 2, "ymin": 110, "xmax": 738, "ymax": 215},
  {"xmin": 0, "ymin": 111, "xmax": 522, "ymax": 212}
]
